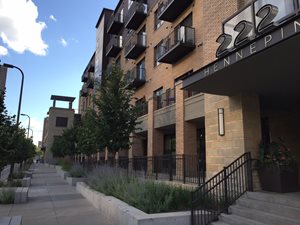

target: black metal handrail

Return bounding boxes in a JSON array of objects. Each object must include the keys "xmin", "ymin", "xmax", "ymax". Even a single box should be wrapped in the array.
[
  {"xmin": 125, "ymin": 1, "xmax": 148, "ymax": 24},
  {"xmin": 125, "ymin": 67, "xmax": 146, "ymax": 85},
  {"xmin": 108, "ymin": 12, "xmax": 124, "ymax": 28},
  {"xmin": 136, "ymin": 101, "xmax": 148, "ymax": 117},
  {"xmin": 124, "ymin": 33, "xmax": 147, "ymax": 55},
  {"xmin": 106, "ymin": 35, "xmax": 123, "ymax": 53},
  {"xmin": 191, "ymin": 152, "xmax": 253, "ymax": 225},
  {"xmin": 158, "ymin": 25, "xmax": 195, "ymax": 59},
  {"xmin": 153, "ymin": 88, "xmax": 176, "ymax": 110}
]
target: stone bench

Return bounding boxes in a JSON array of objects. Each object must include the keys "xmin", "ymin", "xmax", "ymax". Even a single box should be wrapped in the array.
[{"xmin": 0, "ymin": 216, "xmax": 22, "ymax": 225}]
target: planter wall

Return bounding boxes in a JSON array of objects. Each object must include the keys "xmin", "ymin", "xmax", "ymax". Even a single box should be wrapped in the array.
[
  {"xmin": 55, "ymin": 166, "xmax": 69, "ymax": 180},
  {"xmin": 76, "ymin": 182, "xmax": 190, "ymax": 225},
  {"xmin": 0, "ymin": 187, "xmax": 29, "ymax": 204},
  {"xmin": 259, "ymin": 166, "xmax": 299, "ymax": 193},
  {"xmin": 66, "ymin": 177, "xmax": 87, "ymax": 186}
]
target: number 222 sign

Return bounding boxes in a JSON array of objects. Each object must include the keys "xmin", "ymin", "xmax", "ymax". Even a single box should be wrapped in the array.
[{"xmin": 216, "ymin": 3, "xmax": 296, "ymax": 58}]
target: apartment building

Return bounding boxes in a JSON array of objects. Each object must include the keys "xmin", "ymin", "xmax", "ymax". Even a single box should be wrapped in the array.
[{"xmin": 79, "ymin": 0, "xmax": 300, "ymax": 180}]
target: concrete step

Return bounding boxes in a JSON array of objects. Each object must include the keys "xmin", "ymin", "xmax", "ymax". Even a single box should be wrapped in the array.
[
  {"xmin": 229, "ymin": 205, "xmax": 300, "ymax": 225},
  {"xmin": 246, "ymin": 192, "xmax": 300, "ymax": 208},
  {"xmin": 237, "ymin": 197, "xmax": 300, "ymax": 220},
  {"xmin": 219, "ymin": 214, "xmax": 267, "ymax": 225}
]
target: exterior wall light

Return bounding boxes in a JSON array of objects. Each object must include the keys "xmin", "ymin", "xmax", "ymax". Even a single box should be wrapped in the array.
[{"xmin": 218, "ymin": 108, "xmax": 225, "ymax": 136}]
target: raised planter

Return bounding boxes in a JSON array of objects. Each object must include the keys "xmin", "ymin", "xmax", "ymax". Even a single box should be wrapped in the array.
[
  {"xmin": 0, "ymin": 187, "xmax": 29, "ymax": 204},
  {"xmin": 21, "ymin": 177, "xmax": 31, "ymax": 187},
  {"xmin": 56, "ymin": 166, "xmax": 69, "ymax": 180},
  {"xmin": 76, "ymin": 182, "xmax": 190, "ymax": 225},
  {"xmin": 66, "ymin": 177, "xmax": 87, "ymax": 186},
  {"xmin": 259, "ymin": 165, "xmax": 299, "ymax": 193}
]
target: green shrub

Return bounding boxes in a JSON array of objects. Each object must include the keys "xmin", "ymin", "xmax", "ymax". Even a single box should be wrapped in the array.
[
  {"xmin": 59, "ymin": 159, "xmax": 72, "ymax": 172},
  {"xmin": 87, "ymin": 167, "xmax": 191, "ymax": 213},
  {"xmin": 0, "ymin": 180, "xmax": 22, "ymax": 187},
  {"xmin": 69, "ymin": 165, "xmax": 86, "ymax": 178},
  {"xmin": 11, "ymin": 172, "xmax": 25, "ymax": 179},
  {"xmin": 0, "ymin": 189, "xmax": 15, "ymax": 204}
]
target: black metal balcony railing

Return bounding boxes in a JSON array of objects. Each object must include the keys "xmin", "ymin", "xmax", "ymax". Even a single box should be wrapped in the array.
[
  {"xmin": 80, "ymin": 85, "xmax": 88, "ymax": 97},
  {"xmin": 136, "ymin": 101, "xmax": 148, "ymax": 117},
  {"xmin": 86, "ymin": 75, "xmax": 94, "ymax": 89},
  {"xmin": 154, "ymin": 88, "xmax": 176, "ymax": 110},
  {"xmin": 158, "ymin": 0, "xmax": 193, "ymax": 22},
  {"xmin": 125, "ymin": 33, "xmax": 147, "ymax": 59},
  {"xmin": 106, "ymin": 35, "xmax": 123, "ymax": 57},
  {"xmin": 81, "ymin": 72, "xmax": 88, "ymax": 82},
  {"xmin": 125, "ymin": 1, "xmax": 148, "ymax": 30},
  {"xmin": 191, "ymin": 152, "xmax": 253, "ymax": 225},
  {"xmin": 107, "ymin": 13, "xmax": 124, "ymax": 35},
  {"xmin": 158, "ymin": 26, "xmax": 195, "ymax": 64},
  {"xmin": 80, "ymin": 154, "xmax": 206, "ymax": 186},
  {"xmin": 125, "ymin": 67, "xmax": 146, "ymax": 89}
]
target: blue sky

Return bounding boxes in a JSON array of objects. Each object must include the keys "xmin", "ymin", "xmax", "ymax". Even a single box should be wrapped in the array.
[{"xmin": 0, "ymin": 0, "xmax": 118, "ymax": 145}]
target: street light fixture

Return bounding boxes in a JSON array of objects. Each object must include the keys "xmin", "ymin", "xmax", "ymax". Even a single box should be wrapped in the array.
[
  {"xmin": 2, "ymin": 63, "xmax": 24, "ymax": 125},
  {"xmin": 21, "ymin": 113, "xmax": 30, "ymax": 138}
]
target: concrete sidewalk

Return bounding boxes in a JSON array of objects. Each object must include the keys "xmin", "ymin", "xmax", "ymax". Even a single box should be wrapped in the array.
[{"xmin": 0, "ymin": 164, "xmax": 115, "ymax": 225}]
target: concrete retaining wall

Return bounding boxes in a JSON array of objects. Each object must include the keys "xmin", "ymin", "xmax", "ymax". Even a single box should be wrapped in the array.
[
  {"xmin": 55, "ymin": 166, "xmax": 69, "ymax": 180},
  {"xmin": 66, "ymin": 177, "xmax": 87, "ymax": 186},
  {"xmin": 0, "ymin": 187, "xmax": 28, "ymax": 204},
  {"xmin": 76, "ymin": 182, "xmax": 191, "ymax": 225}
]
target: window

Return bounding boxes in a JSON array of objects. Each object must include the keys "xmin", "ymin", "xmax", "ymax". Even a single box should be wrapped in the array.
[
  {"xmin": 137, "ymin": 58, "xmax": 145, "ymax": 80},
  {"xmin": 154, "ymin": 87, "xmax": 163, "ymax": 110},
  {"xmin": 128, "ymin": 0, "xmax": 133, "ymax": 9},
  {"xmin": 154, "ymin": 9, "xmax": 164, "ymax": 30},
  {"xmin": 56, "ymin": 117, "xmax": 68, "ymax": 127},
  {"xmin": 120, "ymin": 9, "xmax": 124, "ymax": 23},
  {"xmin": 154, "ymin": 41, "xmax": 163, "ymax": 67}
]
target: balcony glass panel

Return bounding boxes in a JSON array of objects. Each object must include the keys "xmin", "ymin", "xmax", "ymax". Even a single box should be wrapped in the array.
[{"xmin": 157, "ymin": 26, "xmax": 195, "ymax": 59}]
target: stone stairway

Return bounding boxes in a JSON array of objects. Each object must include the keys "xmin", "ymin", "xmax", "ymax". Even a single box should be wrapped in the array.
[{"xmin": 211, "ymin": 191, "xmax": 300, "ymax": 225}]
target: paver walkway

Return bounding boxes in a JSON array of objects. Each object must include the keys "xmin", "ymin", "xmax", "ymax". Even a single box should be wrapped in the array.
[{"xmin": 0, "ymin": 164, "xmax": 115, "ymax": 225}]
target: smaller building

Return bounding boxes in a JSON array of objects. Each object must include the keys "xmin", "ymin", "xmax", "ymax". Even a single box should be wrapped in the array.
[
  {"xmin": 0, "ymin": 66, "xmax": 7, "ymax": 92},
  {"xmin": 43, "ymin": 95, "xmax": 76, "ymax": 163}
]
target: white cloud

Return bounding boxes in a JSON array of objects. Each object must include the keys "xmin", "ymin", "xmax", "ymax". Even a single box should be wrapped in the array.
[
  {"xmin": 0, "ymin": 45, "xmax": 8, "ymax": 56},
  {"xmin": 60, "ymin": 38, "xmax": 68, "ymax": 47},
  {"xmin": 49, "ymin": 14, "xmax": 57, "ymax": 22},
  {"xmin": 0, "ymin": 0, "xmax": 48, "ymax": 56}
]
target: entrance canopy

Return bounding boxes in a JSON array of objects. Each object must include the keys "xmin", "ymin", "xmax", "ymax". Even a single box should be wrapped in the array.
[{"xmin": 183, "ymin": 16, "xmax": 300, "ymax": 100}]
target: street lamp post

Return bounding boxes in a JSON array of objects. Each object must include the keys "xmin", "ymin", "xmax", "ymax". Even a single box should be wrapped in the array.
[
  {"xmin": 29, "ymin": 128, "xmax": 34, "ymax": 139},
  {"xmin": 3, "ymin": 63, "xmax": 24, "ymax": 125},
  {"xmin": 21, "ymin": 113, "xmax": 30, "ymax": 138}
]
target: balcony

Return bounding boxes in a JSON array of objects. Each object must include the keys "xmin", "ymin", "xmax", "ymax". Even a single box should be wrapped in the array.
[
  {"xmin": 158, "ymin": 26, "xmax": 195, "ymax": 64},
  {"xmin": 158, "ymin": 0, "xmax": 193, "ymax": 22},
  {"xmin": 125, "ymin": 33, "xmax": 146, "ymax": 59},
  {"xmin": 80, "ymin": 85, "xmax": 88, "ymax": 97},
  {"xmin": 125, "ymin": 1, "xmax": 148, "ymax": 30},
  {"xmin": 125, "ymin": 67, "xmax": 146, "ymax": 89},
  {"xmin": 106, "ymin": 35, "xmax": 123, "ymax": 57},
  {"xmin": 86, "ymin": 76, "xmax": 94, "ymax": 89},
  {"xmin": 81, "ymin": 72, "xmax": 88, "ymax": 82},
  {"xmin": 136, "ymin": 101, "xmax": 148, "ymax": 117},
  {"xmin": 107, "ymin": 13, "xmax": 124, "ymax": 35},
  {"xmin": 154, "ymin": 88, "xmax": 176, "ymax": 111}
]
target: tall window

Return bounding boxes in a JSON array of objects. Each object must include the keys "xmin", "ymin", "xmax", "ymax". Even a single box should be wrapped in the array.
[
  {"xmin": 154, "ymin": 41, "xmax": 163, "ymax": 67},
  {"xmin": 154, "ymin": 9, "xmax": 163, "ymax": 30},
  {"xmin": 137, "ymin": 58, "xmax": 145, "ymax": 81},
  {"xmin": 154, "ymin": 87, "xmax": 163, "ymax": 110}
]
